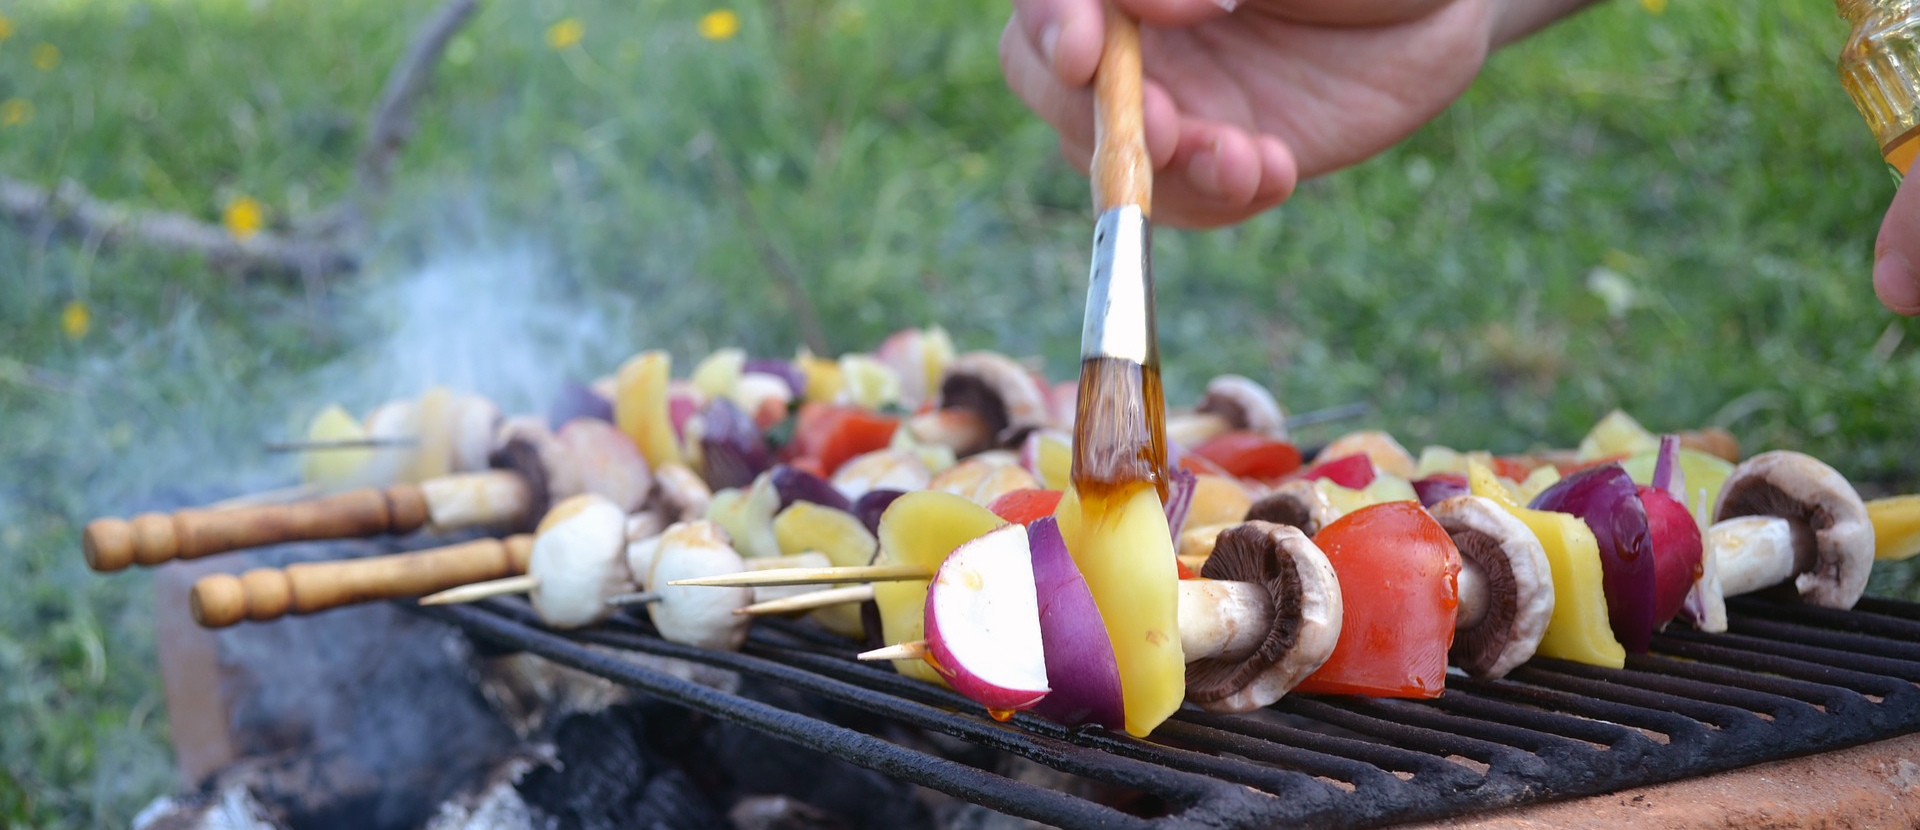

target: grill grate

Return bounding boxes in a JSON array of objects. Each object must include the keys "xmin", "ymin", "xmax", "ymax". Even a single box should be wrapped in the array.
[{"xmin": 416, "ymin": 593, "xmax": 1920, "ymax": 830}]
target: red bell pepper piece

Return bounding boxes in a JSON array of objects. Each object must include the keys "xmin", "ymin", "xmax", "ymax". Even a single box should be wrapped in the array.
[
  {"xmin": 986, "ymin": 488, "xmax": 1064, "ymax": 526},
  {"xmin": 784, "ymin": 403, "xmax": 900, "ymax": 475},
  {"xmin": 1190, "ymin": 431, "xmax": 1303, "ymax": 482},
  {"xmin": 1295, "ymin": 501, "xmax": 1461, "ymax": 698},
  {"xmin": 1302, "ymin": 453, "xmax": 1376, "ymax": 489}
]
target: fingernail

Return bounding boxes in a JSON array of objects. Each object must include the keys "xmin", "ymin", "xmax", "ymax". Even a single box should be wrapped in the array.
[
  {"xmin": 1188, "ymin": 140, "xmax": 1223, "ymax": 198},
  {"xmin": 1040, "ymin": 22, "xmax": 1061, "ymax": 70},
  {"xmin": 1874, "ymin": 249, "xmax": 1920, "ymax": 313},
  {"xmin": 1210, "ymin": 0, "xmax": 1240, "ymax": 10}
]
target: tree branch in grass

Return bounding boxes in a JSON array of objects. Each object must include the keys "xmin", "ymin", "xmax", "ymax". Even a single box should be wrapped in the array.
[
  {"xmin": 347, "ymin": 0, "xmax": 482, "ymax": 221},
  {"xmin": 0, "ymin": 176, "xmax": 357, "ymax": 276}
]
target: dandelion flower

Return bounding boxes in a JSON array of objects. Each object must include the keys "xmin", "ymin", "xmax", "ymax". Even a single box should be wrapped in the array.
[
  {"xmin": 698, "ymin": 9, "xmax": 740, "ymax": 41},
  {"xmin": 546, "ymin": 18, "xmax": 584, "ymax": 50},
  {"xmin": 1639, "ymin": 0, "xmax": 1666, "ymax": 14},
  {"xmin": 0, "ymin": 13, "xmax": 14, "ymax": 43},
  {"xmin": 224, "ymin": 196, "xmax": 265, "ymax": 241},
  {"xmin": 1, "ymin": 98, "xmax": 29, "ymax": 127},
  {"xmin": 61, "ymin": 301, "xmax": 91, "ymax": 341},
  {"xmin": 31, "ymin": 43, "xmax": 58, "ymax": 71}
]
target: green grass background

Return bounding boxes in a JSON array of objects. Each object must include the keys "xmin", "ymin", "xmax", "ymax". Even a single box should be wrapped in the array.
[{"xmin": 4, "ymin": 0, "xmax": 1918, "ymax": 826}]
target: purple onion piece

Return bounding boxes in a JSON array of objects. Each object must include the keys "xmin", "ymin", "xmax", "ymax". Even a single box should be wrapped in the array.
[
  {"xmin": 549, "ymin": 380, "xmax": 615, "ymax": 428},
  {"xmin": 769, "ymin": 464, "xmax": 853, "ymax": 513},
  {"xmin": 743, "ymin": 358, "xmax": 806, "ymax": 399},
  {"xmin": 1529, "ymin": 463, "xmax": 1656, "ymax": 653},
  {"xmin": 700, "ymin": 398, "xmax": 770, "ymax": 490},
  {"xmin": 851, "ymin": 489, "xmax": 907, "ymax": 536},
  {"xmin": 1652, "ymin": 433, "xmax": 1684, "ymax": 502},
  {"xmin": 1026, "ymin": 517, "xmax": 1125, "ymax": 731},
  {"xmin": 1162, "ymin": 467, "xmax": 1198, "ymax": 540},
  {"xmin": 1411, "ymin": 474, "xmax": 1470, "ymax": 508}
]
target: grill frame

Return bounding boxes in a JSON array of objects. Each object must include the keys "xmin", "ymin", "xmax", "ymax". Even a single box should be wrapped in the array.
[{"xmin": 417, "ymin": 593, "xmax": 1920, "ymax": 830}]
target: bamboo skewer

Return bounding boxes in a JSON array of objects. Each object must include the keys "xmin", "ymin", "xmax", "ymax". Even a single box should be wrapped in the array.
[
  {"xmin": 857, "ymin": 641, "xmax": 929, "ymax": 662},
  {"xmin": 736, "ymin": 584, "xmax": 875, "ymax": 616},
  {"xmin": 666, "ymin": 563, "xmax": 930, "ymax": 588},
  {"xmin": 419, "ymin": 573, "xmax": 539, "ymax": 606}
]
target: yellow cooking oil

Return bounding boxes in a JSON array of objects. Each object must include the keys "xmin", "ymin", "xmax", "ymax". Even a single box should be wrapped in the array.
[{"xmin": 1837, "ymin": 0, "xmax": 1920, "ymax": 179}]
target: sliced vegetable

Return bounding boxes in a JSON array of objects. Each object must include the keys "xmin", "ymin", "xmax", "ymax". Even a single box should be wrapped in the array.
[
  {"xmin": 1529, "ymin": 464, "xmax": 1657, "ymax": 653},
  {"xmin": 699, "ymin": 398, "xmax": 770, "ymax": 491},
  {"xmin": 300, "ymin": 404, "xmax": 373, "ymax": 487},
  {"xmin": 775, "ymin": 499, "xmax": 881, "ymax": 637},
  {"xmin": 851, "ymin": 489, "xmax": 907, "ymax": 535},
  {"xmin": 987, "ymin": 488, "xmax": 1065, "ymax": 526},
  {"xmin": 1055, "ymin": 483, "xmax": 1183, "ymax": 737},
  {"xmin": 1189, "ymin": 430, "xmax": 1303, "ymax": 482},
  {"xmin": 1294, "ymin": 501, "xmax": 1459, "ymax": 698},
  {"xmin": 1026, "ymin": 517, "xmax": 1125, "ymax": 729},
  {"xmin": 1412, "ymin": 473, "xmax": 1469, "ymax": 508},
  {"xmin": 925, "ymin": 525, "xmax": 1050, "ymax": 717},
  {"xmin": 549, "ymin": 381, "xmax": 615, "ymax": 427},
  {"xmin": 874, "ymin": 491, "xmax": 1008, "ymax": 685},
  {"xmin": 769, "ymin": 464, "xmax": 853, "ymax": 513},
  {"xmin": 1470, "ymin": 462, "xmax": 1625, "ymax": 668},
  {"xmin": 785, "ymin": 403, "xmax": 901, "ymax": 476},
  {"xmin": 1304, "ymin": 454, "xmax": 1376, "ymax": 490},
  {"xmin": 613, "ymin": 350, "xmax": 683, "ymax": 468},
  {"xmin": 1162, "ymin": 468, "xmax": 1198, "ymax": 539},
  {"xmin": 1869, "ymin": 494, "xmax": 1920, "ymax": 561}
]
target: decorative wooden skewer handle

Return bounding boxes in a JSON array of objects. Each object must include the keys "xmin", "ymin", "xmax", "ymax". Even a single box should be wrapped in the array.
[
  {"xmin": 1092, "ymin": 2, "xmax": 1149, "ymax": 215},
  {"xmin": 189, "ymin": 534, "xmax": 536, "ymax": 628},
  {"xmin": 84, "ymin": 485, "xmax": 434, "ymax": 572}
]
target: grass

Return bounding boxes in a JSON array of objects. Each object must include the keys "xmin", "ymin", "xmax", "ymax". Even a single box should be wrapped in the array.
[{"xmin": 3, "ymin": 0, "xmax": 1918, "ymax": 826}]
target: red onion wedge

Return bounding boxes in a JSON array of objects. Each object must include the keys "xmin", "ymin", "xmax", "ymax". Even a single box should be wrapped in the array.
[
  {"xmin": 1529, "ymin": 464, "xmax": 1657, "ymax": 652},
  {"xmin": 550, "ymin": 381, "xmax": 615, "ymax": 428},
  {"xmin": 743, "ymin": 358, "xmax": 806, "ymax": 400},
  {"xmin": 851, "ymin": 489, "xmax": 907, "ymax": 536},
  {"xmin": 769, "ymin": 464, "xmax": 854, "ymax": 513},
  {"xmin": 1163, "ymin": 467, "xmax": 1198, "ymax": 541},
  {"xmin": 923, "ymin": 524, "xmax": 1051, "ymax": 716},
  {"xmin": 1027, "ymin": 517, "xmax": 1125, "ymax": 730},
  {"xmin": 1639, "ymin": 436, "xmax": 1703, "ymax": 627},
  {"xmin": 700, "ymin": 398, "xmax": 771, "ymax": 491},
  {"xmin": 1412, "ymin": 473, "xmax": 1470, "ymax": 508}
]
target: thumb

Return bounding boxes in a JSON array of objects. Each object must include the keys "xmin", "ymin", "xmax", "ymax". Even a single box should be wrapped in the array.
[{"xmin": 1875, "ymin": 171, "xmax": 1920, "ymax": 315}]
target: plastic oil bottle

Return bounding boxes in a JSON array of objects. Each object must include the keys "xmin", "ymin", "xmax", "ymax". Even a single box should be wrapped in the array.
[{"xmin": 1837, "ymin": 0, "xmax": 1920, "ymax": 179}]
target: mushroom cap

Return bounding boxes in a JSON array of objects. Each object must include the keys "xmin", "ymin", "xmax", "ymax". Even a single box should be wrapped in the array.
[
  {"xmin": 491, "ymin": 416, "xmax": 580, "ymax": 519},
  {"xmin": 1713, "ymin": 450, "xmax": 1874, "ymax": 609},
  {"xmin": 1243, "ymin": 479, "xmax": 1341, "ymax": 538},
  {"xmin": 1186, "ymin": 521, "xmax": 1343, "ymax": 713},
  {"xmin": 528, "ymin": 493, "xmax": 630, "ymax": 628},
  {"xmin": 1430, "ymin": 494, "xmax": 1554, "ymax": 678},
  {"xmin": 1198, "ymin": 375, "xmax": 1287, "ymax": 440},
  {"xmin": 647, "ymin": 520, "xmax": 753, "ymax": 651},
  {"xmin": 935, "ymin": 352, "xmax": 1050, "ymax": 447},
  {"xmin": 652, "ymin": 461, "xmax": 714, "ymax": 522}
]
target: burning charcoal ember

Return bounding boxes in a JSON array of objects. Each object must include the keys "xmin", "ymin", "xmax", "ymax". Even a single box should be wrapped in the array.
[
  {"xmin": 516, "ymin": 706, "xmax": 725, "ymax": 830},
  {"xmin": 133, "ymin": 784, "xmax": 287, "ymax": 830}
]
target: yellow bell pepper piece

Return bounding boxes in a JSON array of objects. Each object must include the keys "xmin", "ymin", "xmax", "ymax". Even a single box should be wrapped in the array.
[
  {"xmin": 1469, "ymin": 462, "xmax": 1626, "ymax": 669},
  {"xmin": 1868, "ymin": 494, "xmax": 1920, "ymax": 561},
  {"xmin": 613, "ymin": 351, "xmax": 682, "ymax": 468},
  {"xmin": 1056, "ymin": 482, "xmax": 1184, "ymax": 737}
]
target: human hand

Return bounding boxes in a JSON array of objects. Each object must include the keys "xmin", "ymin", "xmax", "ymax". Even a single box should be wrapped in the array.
[
  {"xmin": 1000, "ymin": 0, "xmax": 1590, "ymax": 227},
  {"xmin": 1875, "ymin": 172, "xmax": 1920, "ymax": 315}
]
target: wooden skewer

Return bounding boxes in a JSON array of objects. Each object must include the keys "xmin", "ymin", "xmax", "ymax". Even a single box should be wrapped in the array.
[
  {"xmin": 858, "ymin": 641, "xmax": 929, "ymax": 662},
  {"xmin": 263, "ymin": 437, "xmax": 420, "ymax": 452},
  {"xmin": 190, "ymin": 534, "xmax": 536, "ymax": 628},
  {"xmin": 419, "ymin": 573, "xmax": 540, "ymax": 605},
  {"xmin": 667, "ymin": 563, "xmax": 930, "ymax": 588},
  {"xmin": 736, "ymin": 584, "xmax": 876, "ymax": 616},
  {"xmin": 605, "ymin": 590, "xmax": 663, "ymax": 608}
]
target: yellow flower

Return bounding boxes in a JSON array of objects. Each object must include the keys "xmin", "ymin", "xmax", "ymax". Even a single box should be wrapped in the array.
[
  {"xmin": 0, "ymin": 98, "xmax": 29, "ymax": 127},
  {"xmin": 1639, "ymin": 0, "xmax": 1666, "ymax": 14},
  {"xmin": 546, "ymin": 18, "xmax": 584, "ymax": 50},
  {"xmin": 31, "ymin": 43, "xmax": 58, "ymax": 71},
  {"xmin": 223, "ymin": 196, "xmax": 265, "ymax": 241},
  {"xmin": 0, "ymin": 13, "xmax": 14, "ymax": 42},
  {"xmin": 698, "ymin": 9, "xmax": 739, "ymax": 41},
  {"xmin": 61, "ymin": 301, "xmax": 91, "ymax": 341}
]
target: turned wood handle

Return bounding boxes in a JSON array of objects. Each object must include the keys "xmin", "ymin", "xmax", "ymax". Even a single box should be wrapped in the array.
[
  {"xmin": 189, "ymin": 534, "xmax": 537, "ymax": 628},
  {"xmin": 84, "ymin": 485, "xmax": 432, "ymax": 572},
  {"xmin": 1092, "ymin": 3, "xmax": 1150, "ymax": 215}
]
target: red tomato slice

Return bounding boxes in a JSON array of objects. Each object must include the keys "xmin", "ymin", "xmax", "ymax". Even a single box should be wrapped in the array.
[
  {"xmin": 1190, "ymin": 431, "xmax": 1303, "ymax": 482},
  {"xmin": 1491, "ymin": 456, "xmax": 1536, "ymax": 482},
  {"xmin": 1295, "ymin": 501, "xmax": 1461, "ymax": 698},
  {"xmin": 786, "ymin": 403, "xmax": 900, "ymax": 475},
  {"xmin": 1303, "ymin": 454, "xmax": 1376, "ymax": 489},
  {"xmin": 986, "ymin": 488, "xmax": 1064, "ymax": 526},
  {"xmin": 1175, "ymin": 559, "xmax": 1198, "ymax": 580}
]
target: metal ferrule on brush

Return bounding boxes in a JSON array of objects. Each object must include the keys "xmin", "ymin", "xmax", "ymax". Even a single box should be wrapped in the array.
[{"xmin": 1080, "ymin": 205, "xmax": 1156, "ymax": 366}]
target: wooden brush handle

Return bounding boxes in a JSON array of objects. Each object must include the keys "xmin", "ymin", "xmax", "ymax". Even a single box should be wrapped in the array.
[
  {"xmin": 1092, "ymin": 3, "xmax": 1150, "ymax": 215},
  {"xmin": 189, "ymin": 534, "xmax": 537, "ymax": 628},
  {"xmin": 84, "ymin": 485, "xmax": 432, "ymax": 572}
]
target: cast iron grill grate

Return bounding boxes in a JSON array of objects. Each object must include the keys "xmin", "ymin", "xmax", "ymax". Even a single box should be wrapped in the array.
[{"xmin": 416, "ymin": 594, "xmax": 1920, "ymax": 830}]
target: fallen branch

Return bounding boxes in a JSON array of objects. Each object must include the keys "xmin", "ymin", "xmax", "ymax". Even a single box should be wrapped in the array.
[
  {"xmin": 0, "ymin": 176, "xmax": 356, "ymax": 276},
  {"xmin": 346, "ymin": 0, "xmax": 482, "ymax": 224}
]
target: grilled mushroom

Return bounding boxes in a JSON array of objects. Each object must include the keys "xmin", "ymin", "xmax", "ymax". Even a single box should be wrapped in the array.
[
  {"xmin": 1183, "ymin": 522, "xmax": 1344, "ymax": 713},
  {"xmin": 1685, "ymin": 451, "xmax": 1874, "ymax": 632},
  {"xmin": 526, "ymin": 494, "xmax": 631, "ymax": 629},
  {"xmin": 1167, "ymin": 375, "xmax": 1287, "ymax": 448},
  {"xmin": 1243, "ymin": 479, "xmax": 1341, "ymax": 538},
  {"xmin": 934, "ymin": 352, "xmax": 1051, "ymax": 449},
  {"xmin": 1429, "ymin": 495, "xmax": 1554, "ymax": 678},
  {"xmin": 647, "ymin": 521, "xmax": 755, "ymax": 651}
]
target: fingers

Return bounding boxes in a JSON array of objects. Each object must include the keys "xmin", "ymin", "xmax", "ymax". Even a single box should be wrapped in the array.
[
  {"xmin": 1008, "ymin": 0, "xmax": 1235, "ymax": 86},
  {"xmin": 1001, "ymin": 17, "xmax": 1182, "ymax": 168},
  {"xmin": 1875, "ymin": 171, "xmax": 1920, "ymax": 315},
  {"xmin": 1152, "ymin": 122, "xmax": 1297, "ymax": 227}
]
